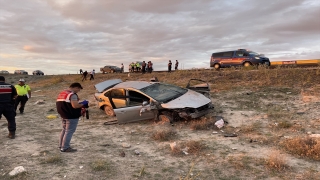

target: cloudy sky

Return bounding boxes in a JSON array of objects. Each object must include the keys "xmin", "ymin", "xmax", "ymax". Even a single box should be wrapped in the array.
[{"xmin": 0, "ymin": 0, "xmax": 319, "ymax": 74}]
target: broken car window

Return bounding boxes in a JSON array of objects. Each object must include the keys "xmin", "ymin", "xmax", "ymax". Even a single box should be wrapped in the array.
[{"xmin": 140, "ymin": 83, "xmax": 187, "ymax": 103}]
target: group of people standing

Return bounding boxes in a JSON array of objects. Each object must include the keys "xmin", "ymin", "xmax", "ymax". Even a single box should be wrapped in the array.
[
  {"xmin": 128, "ymin": 61, "xmax": 154, "ymax": 73},
  {"xmin": 168, "ymin": 60, "xmax": 179, "ymax": 72},
  {"xmin": 0, "ymin": 75, "xmax": 87, "ymax": 153},
  {"xmin": 0, "ymin": 77, "xmax": 32, "ymax": 139},
  {"xmin": 79, "ymin": 69, "xmax": 95, "ymax": 81}
]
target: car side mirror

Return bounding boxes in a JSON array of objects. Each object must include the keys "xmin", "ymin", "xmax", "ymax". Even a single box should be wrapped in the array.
[{"xmin": 142, "ymin": 101, "xmax": 149, "ymax": 106}]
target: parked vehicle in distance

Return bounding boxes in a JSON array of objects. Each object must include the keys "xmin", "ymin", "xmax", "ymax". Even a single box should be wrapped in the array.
[
  {"xmin": 94, "ymin": 79, "xmax": 213, "ymax": 124},
  {"xmin": 32, "ymin": 70, "xmax": 44, "ymax": 75},
  {"xmin": 100, "ymin": 65, "xmax": 122, "ymax": 74},
  {"xmin": 210, "ymin": 49, "xmax": 270, "ymax": 70},
  {"xmin": 0, "ymin": 70, "xmax": 9, "ymax": 74},
  {"xmin": 14, "ymin": 70, "xmax": 28, "ymax": 75}
]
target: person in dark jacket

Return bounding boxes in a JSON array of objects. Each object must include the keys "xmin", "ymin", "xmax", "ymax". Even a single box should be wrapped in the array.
[
  {"xmin": 0, "ymin": 76, "xmax": 17, "ymax": 139},
  {"xmin": 82, "ymin": 71, "xmax": 88, "ymax": 81},
  {"xmin": 56, "ymin": 82, "xmax": 88, "ymax": 152},
  {"xmin": 175, "ymin": 60, "xmax": 179, "ymax": 70},
  {"xmin": 141, "ymin": 61, "xmax": 146, "ymax": 74},
  {"xmin": 168, "ymin": 60, "xmax": 172, "ymax": 72}
]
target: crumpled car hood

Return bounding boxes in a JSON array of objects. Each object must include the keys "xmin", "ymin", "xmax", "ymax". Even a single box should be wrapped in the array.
[{"xmin": 161, "ymin": 89, "xmax": 211, "ymax": 109}]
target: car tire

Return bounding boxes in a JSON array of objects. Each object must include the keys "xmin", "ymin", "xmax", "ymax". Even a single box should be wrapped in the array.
[
  {"xmin": 159, "ymin": 115, "xmax": 173, "ymax": 123},
  {"xmin": 214, "ymin": 64, "xmax": 221, "ymax": 70},
  {"xmin": 104, "ymin": 105, "xmax": 115, "ymax": 116},
  {"xmin": 243, "ymin": 62, "xmax": 251, "ymax": 67}
]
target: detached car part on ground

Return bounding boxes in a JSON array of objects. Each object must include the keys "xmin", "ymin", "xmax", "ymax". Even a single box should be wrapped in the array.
[{"xmin": 94, "ymin": 79, "xmax": 213, "ymax": 124}]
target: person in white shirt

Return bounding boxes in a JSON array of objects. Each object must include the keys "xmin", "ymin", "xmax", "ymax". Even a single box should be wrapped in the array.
[{"xmin": 89, "ymin": 69, "xmax": 95, "ymax": 80}]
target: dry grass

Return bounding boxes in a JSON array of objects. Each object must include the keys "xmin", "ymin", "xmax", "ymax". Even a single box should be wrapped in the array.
[
  {"xmin": 280, "ymin": 137, "xmax": 320, "ymax": 160},
  {"xmin": 90, "ymin": 159, "xmax": 110, "ymax": 171},
  {"xmin": 264, "ymin": 150, "xmax": 288, "ymax": 172},
  {"xmin": 171, "ymin": 140, "xmax": 205, "ymax": 156},
  {"xmin": 41, "ymin": 154, "xmax": 63, "ymax": 164},
  {"xmin": 189, "ymin": 117, "xmax": 216, "ymax": 130},
  {"xmin": 151, "ymin": 129, "xmax": 177, "ymax": 141}
]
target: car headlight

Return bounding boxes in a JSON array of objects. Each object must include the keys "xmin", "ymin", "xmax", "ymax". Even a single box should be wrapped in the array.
[{"xmin": 255, "ymin": 57, "xmax": 260, "ymax": 60}]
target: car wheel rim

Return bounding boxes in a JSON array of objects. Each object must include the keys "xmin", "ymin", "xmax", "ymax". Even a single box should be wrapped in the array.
[{"xmin": 104, "ymin": 106, "xmax": 115, "ymax": 116}]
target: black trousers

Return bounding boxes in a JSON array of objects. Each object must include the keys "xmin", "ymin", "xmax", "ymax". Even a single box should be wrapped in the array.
[
  {"xmin": 0, "ymin": 104, "xmax": 16, "ymax": 132},
  {"xmin": 15, "ymin": 96, "xmax": 28, "ymax": 113},
  {"xmin": 90, "ymin": 74, "xmax": 94, "ymax": 80}
]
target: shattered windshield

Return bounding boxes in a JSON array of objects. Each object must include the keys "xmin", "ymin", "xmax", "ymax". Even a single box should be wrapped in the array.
[{"xmin": 140, "ymin": 83, "xmax": 188, "ymax": 103}]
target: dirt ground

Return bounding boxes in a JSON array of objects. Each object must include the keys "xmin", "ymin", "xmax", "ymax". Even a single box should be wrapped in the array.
[{"xmin": 1, "ymin": 70, "xmax": 320, "ymax": 180}]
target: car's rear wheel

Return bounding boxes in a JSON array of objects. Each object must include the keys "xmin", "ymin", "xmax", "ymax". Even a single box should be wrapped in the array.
[
  {"xmin": 214, "ymin": 64, "xmax": 221, "ymax": 70},
  {"xmin": 104, "ymin": 105, "xmax": 115, "ymax": 116},
  {"xmin": 243, "ymin": 62, "xmax": 251, "ymax": 67}
]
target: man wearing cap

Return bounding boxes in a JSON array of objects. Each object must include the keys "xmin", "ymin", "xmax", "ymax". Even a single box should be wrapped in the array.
[
  {"xmin": 56, "ymin": 82, "xmax": 88, "ymax": 152},
  {"xmin": 14, "ymin": 79, "xmax": 31, "ymax": 114},
  {"xmin": 0, "ymin": 76, "xmax": 18, "ymax": 139}
]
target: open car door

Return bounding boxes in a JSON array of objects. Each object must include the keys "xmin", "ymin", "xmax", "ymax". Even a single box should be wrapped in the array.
[{"xmin": 186, "ymin": 79, "xmax": 210, "ymax": 98}]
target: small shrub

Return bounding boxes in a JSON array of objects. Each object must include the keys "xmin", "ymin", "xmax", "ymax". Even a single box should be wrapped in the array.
[
  {"xmin": 240, "ymin": 122, "xmax": 262, "ymax": 133},
  {"xmin": 185, "ymin": 140, "xmax": 205, "ymax": 155},
  {"xmin": 151, "ymin": 129, "xmax": 177, "ymax": 141},
  {"xmin": 189, "ymin": 118, "xmax": 216, "ymax": 130},
  {"xmin": 170, "ymin": 141, "xmax": 205, "ymax": 156},
  {"xmin": 280, "ymin": 137, "xmax": 320, "ymax": 160},
  {"xmin": 170, "ymin": 145, "xmax": 183, "ymax": 156},
  {"xmin": 265, "ymin": 150, "xmax": 288, "ymax": 171},
  {"xmin": 90, "ymin": 160, "xmax": 109, "ymax": 171},
  {"xmin": 42, "ymin": 154, "xmax": 62, "ymax": 164},
  {"xmin": 277, "ymin": 120, "xmax": 292, "ymax": 128}
]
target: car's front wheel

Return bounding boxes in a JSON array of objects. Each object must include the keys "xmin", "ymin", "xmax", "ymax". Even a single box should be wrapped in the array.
[{"xmin": 104, "ymin": 105, "xmax": 115, "ymax": 116}]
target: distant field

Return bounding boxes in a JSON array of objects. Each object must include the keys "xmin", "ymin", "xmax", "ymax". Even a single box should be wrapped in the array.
[{"xmin": 1, "ymin": 66, "xmax": 320, "ymax": 179}]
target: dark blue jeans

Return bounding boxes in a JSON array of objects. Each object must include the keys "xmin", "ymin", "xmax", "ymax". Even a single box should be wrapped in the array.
[
  {"xmin": 0, "ymin": 104, "xmax": 16, "ymax": 132},
  {"xmin": 59, "ymin": 118, "xmax": 79, "ymax": 150}
]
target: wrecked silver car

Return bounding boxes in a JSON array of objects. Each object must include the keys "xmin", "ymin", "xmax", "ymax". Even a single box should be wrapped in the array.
[{"xmin": 94, "ymin": 79, "xmax": 213, "ymax": 124}]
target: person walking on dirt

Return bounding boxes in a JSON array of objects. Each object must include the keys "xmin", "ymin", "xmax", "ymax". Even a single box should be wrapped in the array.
[
  {"xmin": 168, "ymin": 60, "xmax": 172, "ymax": 73},
  {"xmin": 14, "ymin": 79, "xmax": 31, "ymax": 114},
  {"xmin": 0, "ymin": 76, "xmax": 17, "ymax": 139},
  {"xmin": 82, "ymin": 71, "xmax": 88, "ymax": 81},
  {"xmin": 141, "ymin": 61, "xmax": 146, "ymax": 74},
  {"xmin": 79, "ymin": 69, "xmax": 83, "ymax": 74},
  {"xmin": 56, "ymin": 82, "xmax": 88, "ymax": 152},
  {"xmin": 175, "ymin": 60, "xmax": 179, "ymax": 70},
  {"xmin": 89, "ymin": 69, "xmax": 95, "ymax": 80}
]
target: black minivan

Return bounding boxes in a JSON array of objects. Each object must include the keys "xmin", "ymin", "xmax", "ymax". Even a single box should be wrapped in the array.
[{"xmin": 210, "ymin": 49, "xmax": 270, "ymax": 69}]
